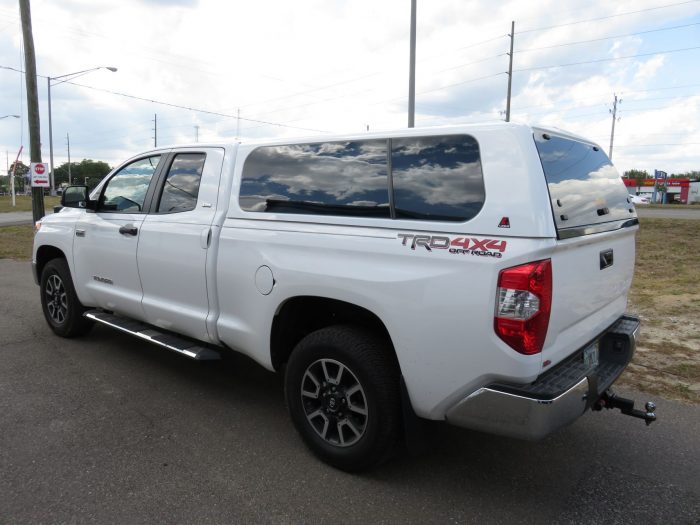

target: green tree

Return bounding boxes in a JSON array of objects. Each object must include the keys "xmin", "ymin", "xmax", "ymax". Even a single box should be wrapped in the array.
[
  {"xmin": 670, "ymin": 170, "xmax": 700, "ymax": 181},
  {"xmin": 623, "ymin": 169, "xmax": 649, "ymax": 186},
  {"xmin": 7, "ymin": 161, "xmax": 29, "ymax": 193},
  {"xmin": 54, "ymin": 159, "xmax": 112, "ymax": 188}
]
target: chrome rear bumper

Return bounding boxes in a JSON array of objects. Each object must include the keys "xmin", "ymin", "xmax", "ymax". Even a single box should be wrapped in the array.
[
  {"xmin": 446, "ymin": 377, "xmax": 589, "ymax": 440},
  {"xmin": 446, "ymin": 314, "xmax": 639, "ymax": 440}
]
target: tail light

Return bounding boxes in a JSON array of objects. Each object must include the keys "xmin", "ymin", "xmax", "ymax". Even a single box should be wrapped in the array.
[{"xmin": 494, "ymin": 259, "xmax": 552, "ymax": 355}]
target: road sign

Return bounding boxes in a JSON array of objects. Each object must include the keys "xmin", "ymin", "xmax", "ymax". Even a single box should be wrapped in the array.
[{"xmin": 31, "ymin": 162, "xmax": 50, "ymax": 188}]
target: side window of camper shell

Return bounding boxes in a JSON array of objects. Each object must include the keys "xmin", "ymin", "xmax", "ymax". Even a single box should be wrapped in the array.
[{"xmin": 239, "ymin": 134, "xmax": 485, "ymax": 222}]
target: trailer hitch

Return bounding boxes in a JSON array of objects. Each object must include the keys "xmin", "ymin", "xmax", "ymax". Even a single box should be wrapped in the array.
[{"xmin": 592, "ymin": 389, "xmax": 657, "ymax": 426}]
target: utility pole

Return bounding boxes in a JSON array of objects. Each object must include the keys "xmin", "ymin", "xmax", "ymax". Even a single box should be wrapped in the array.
[
  {"xmin": 19, "ymin": 0, "xmax": 45, "ymax": 221},
  {"xmin": 194, "ymin": 125, "xmax": 199, "ymax": 143},
  {"xmin": 235, "ymin": 108, "xmax": 240, "ymax": 139},
  {"xmin": 505, "ymin": 21, "xmax": 515, "ymax": 122},
  {"xmin": 66, "ymin": 132, "xmax": 71, "ymax": 185},
  {"xmin": 408, "ymin": 0, "xmax": 417, "ymax": 128},
  {"xmin": 152, "ymin": 113, "xmax": 157, "ymax": 147},
  {"xmin": 609, "ymin": 94, "xmax": 621, "ymax": 160}
]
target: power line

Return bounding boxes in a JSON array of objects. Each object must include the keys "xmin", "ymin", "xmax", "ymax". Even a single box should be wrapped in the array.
[
  {"xmin": 519, "ymin": 93, "xmax": 698, "ymax": 116},
  {"xmin": 514, "ymin": 83, "xmax": 700, "ymax": 112},
  {"xmin": 432, "ymin": 53, "xmax": 507, "ymax": 74},
  {"xmin": 616, "ymin": 142, "xmax": 700, "ymax": 147},
  {"xmin": 514, "ymin": 45, "xmax": 700, "ymax": 73},
  {"xmin": 519, "ymin": 0, "xmax": 700, "ymax": 34},
  {"xmin": 65, "ymin": 79, "xmax": 330, "ymax": 133},
  {"xmin": 517, "ymin": 22, "xmax": 700, "ymax": 53},
  {"xmin": 0, "ymin": 65, "xmax": 329, "ymax": 133}
]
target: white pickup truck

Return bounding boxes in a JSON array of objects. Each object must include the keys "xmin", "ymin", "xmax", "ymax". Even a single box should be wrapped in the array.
[{"xmin": 33, "ymin": 123, "xmax": 655, "ymax": 471}]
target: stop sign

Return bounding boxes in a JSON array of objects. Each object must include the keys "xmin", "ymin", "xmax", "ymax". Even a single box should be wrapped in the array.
[{"xmin": 35, "ymin": 163, "xmax": 45, "ymax": 175}]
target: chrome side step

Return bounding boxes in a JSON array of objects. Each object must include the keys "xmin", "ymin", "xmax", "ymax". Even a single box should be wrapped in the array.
[{"xmin": 84, "ymin": 310, "xmax": 221, "ymax": 361}]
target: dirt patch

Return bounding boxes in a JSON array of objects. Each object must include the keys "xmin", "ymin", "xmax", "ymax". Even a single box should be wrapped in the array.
[{"xmin": 620, "ymin": 218, "xmax": 700, "ymax": 403}]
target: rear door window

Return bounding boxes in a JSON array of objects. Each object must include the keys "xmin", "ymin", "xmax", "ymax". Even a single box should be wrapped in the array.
[
  {"xmin": 534, "ymin": 130, "xmax": 636, "ymax": 238},
  {"xmin": 157, "ymin": 153, "xmax": 206, "ymax": 213}
]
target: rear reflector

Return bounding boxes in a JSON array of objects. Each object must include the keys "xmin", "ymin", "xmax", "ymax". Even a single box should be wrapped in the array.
[{"xmin": 494, "ymin": 259, "xmax": 552, "ymax": 355}]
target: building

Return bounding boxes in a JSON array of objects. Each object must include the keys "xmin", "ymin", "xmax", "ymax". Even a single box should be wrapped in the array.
[{"xmin": 623, "ymin": 178, "xmax": 691, "ymax": 204}]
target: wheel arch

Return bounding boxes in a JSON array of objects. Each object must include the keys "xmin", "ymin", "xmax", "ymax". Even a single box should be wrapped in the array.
[
  {"xmin": 270, "ymin": 296, "xmax": 400, "ymax": 373},
  {"xmin": 36, "ymin": 245, "xmax": 68, "ymax": 280}
]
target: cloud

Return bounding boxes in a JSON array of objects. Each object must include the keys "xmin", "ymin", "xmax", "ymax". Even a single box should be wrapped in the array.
[{"xmin": 0, "ymin": 0, "xmax": 698, "ymax": 178}]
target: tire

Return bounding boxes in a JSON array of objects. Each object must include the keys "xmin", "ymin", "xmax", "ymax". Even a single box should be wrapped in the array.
[
  {"xmin": 284, "ymin": 325, "xmax": 401, "ymax": 472},
  {"xmin": 40, "ymin": 258, "xmax": 93, "ymax": 338}
]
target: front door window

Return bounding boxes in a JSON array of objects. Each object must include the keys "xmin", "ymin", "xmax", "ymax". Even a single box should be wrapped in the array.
[{"xmin": 99, "ymin": 156, "xmax": 161, "ymax": 213}]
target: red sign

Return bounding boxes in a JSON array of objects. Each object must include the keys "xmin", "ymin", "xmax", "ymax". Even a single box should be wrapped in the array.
[
  {"xmin": 623, "ymin": 178, "xmax": 689, "ymax": 188},
  {"xmin": 30, "ymin": 163, "xmax": 50, "ymax": 188}
]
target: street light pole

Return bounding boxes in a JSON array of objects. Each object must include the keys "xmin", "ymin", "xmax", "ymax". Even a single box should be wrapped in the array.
[
  {"xmin": 47, "ymin": 66, "xmax": 117, "ymax": 195},
  {"xmin": 47, "ymin": 76, "xmax": 54, "ymax": 195}
]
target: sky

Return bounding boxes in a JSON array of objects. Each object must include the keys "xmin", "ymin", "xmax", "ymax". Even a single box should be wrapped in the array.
[{"xmin": 1, "ymin": 0, "xmax": 699, "ymax": 176}]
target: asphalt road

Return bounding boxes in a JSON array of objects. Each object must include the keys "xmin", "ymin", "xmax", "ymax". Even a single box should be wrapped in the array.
[
  {"xmin": 0, "ymin": 211, "xmax": 35, "ymax": 227},
  {"xmin": 1, "ymin": 260, "xmax": 698, "ymax": 524}
]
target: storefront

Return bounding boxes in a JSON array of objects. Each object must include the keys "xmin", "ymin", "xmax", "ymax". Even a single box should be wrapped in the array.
[{"xmin": 623, "ymin": 178, "xmax": 690, "ymax": 204}]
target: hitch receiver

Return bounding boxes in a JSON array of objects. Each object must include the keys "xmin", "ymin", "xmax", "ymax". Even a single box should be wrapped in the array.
[{"xmin": 593, "ymin": 389, "xmax": 657, "ymax": 426}]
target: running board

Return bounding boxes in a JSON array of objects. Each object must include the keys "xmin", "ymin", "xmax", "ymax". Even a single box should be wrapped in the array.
[{"xmin": 84, "ymin": 311, "xmax": 221, "ymax": 361}]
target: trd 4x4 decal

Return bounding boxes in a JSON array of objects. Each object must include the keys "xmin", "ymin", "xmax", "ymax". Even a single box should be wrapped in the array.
[{"xmin": 397, "ymin": 234, "xmax": 507, "ymax": 258}]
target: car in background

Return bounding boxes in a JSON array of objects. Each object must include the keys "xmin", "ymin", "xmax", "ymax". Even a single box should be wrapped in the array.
[{"xmin": 631, "ymin": 195, "xmax": 650, "ymax": 205}]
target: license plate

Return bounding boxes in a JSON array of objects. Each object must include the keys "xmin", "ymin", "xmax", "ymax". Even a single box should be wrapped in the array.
[{"xmin": 583, "ymin": 343, "xmax": 599, "ymax": 368}]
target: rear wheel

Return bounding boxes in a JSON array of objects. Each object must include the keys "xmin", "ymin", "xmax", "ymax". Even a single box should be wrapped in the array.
[
  {"xmin": 284, "ymin": 325, "xmax": 401, "ymax": 471},
  {"xmin": 40, "ymin": 258, "xmax": 93, "ymax": 338}
]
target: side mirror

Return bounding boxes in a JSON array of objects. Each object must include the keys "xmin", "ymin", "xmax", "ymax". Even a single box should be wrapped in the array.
[{"xmin": 61, "ymin": 185, "xmax": 91, "ymax": 209}]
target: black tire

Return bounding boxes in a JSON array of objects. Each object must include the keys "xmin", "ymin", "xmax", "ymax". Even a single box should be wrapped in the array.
[
  {"xmin": 40, "ymin": 258, "xmax": 93, "ymax": 338},
  {"xmin": 284, "ymin": 325, "xmax": 401, "ymax": 472}
]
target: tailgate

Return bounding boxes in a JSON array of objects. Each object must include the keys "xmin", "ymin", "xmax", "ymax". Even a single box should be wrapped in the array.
[
  {"xmin": 545, "ymin": 226, "xmax": 637, "ymax": 367},
  {"xmin": 533, "ymin": 127, "xmax": 638, "ymax": 367}
]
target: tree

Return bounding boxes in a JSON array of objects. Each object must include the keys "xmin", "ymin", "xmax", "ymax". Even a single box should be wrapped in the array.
[
  {"xmin": 623, "ymin": 169, "xmax": 649, "ymax": 187},
  {"xmin": 7, "ymin": 161, "xmax": 29, "ymax": 193},
  {"xmin": 670, "ymin": 171, "xmax": 700, "ymax": 181},
  {"xmin": 54, "ymin": 159, "xmax": 112, "ymax": 188},
  {"xmin": 9, "ymin": 160, "xmax": 29, "ymax": 177}
]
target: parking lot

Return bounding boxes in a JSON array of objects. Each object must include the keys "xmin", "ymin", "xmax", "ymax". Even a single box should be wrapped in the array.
[{"xmin": 1, "ymin": 259, "xmax": 699, "ymax": 524}]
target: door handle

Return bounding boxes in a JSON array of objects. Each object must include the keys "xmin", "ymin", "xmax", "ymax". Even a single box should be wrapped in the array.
[{"xmin": 119, "ymin": 224, "xmax": 138, "ymax": 236}]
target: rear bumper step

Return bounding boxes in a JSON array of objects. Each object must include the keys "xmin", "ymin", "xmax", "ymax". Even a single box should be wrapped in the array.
[
  {"xmin": 84, "ymin": 310, "xmax": 221, "ymax": 361},
  {"xmin": 446, "ymin": 314, "xmax": 643, "ymax": 440}
]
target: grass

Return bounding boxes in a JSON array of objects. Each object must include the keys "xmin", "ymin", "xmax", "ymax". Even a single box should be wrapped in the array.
[
  {"xmin": 0, "ymin": 195, "xmax": 60, "ymax": 213},
  {"xmin": 622, "ymin": 217, "xmax": 700, "ymax": 404},
  {"xmin": 628, "ymin": 218, "xmax": 700, "ymax": 314},
  {"xmin": 646, "ymin": 203, "xmax": 699, "ymax": 209},
  {"xmin": 0, "ymin": 224, "xmax": 34, "ymax": 260}
]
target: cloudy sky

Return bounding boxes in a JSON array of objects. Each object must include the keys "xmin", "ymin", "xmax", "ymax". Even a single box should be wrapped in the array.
[{"xmin": 1, "ymin": 0, "xmax": 699, "ymax": 176}]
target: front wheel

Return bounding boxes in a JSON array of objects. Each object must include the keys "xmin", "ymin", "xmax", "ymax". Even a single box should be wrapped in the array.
[
  {"xmin": 40, "ymin": 258, "xmax": 93, "ymax": 338},
  {"xmin": 284, "ymin": 325, "xmax": 401, "ymax": 471}
]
